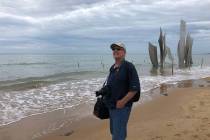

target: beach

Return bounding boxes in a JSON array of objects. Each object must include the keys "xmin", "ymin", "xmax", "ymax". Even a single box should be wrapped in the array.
[
  {"xmin": 1, "ymin": 54, "xmax": 210, "ymax": 140},
  {"xmin": 1, "ymin": 0, "xmax": 210, "ymax": 139},
  {"xmin": 33, "ymin": 77, "xmax": 210, "ymax": 140}
]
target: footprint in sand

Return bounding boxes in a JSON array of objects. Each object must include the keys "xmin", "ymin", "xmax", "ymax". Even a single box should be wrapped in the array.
[
  {"xmin": 174, "ymin": 133, "xmax": 181, "ymax": 137},
  {"xmin": 195, "ymin": 128, "xmax": 200, "ymax": 132},
  {"xmin": 166, "ymin": 122, "xmax": 174, "ymax": 127},
  {"xmin": 202, "ymin": 117, "xmax": 209, "ymax": 122},
  {"xmin": 200, "ymin": 124, "xmax": 207, "ymax": 131},
  {"xmin": 200, "ymin": 101, "xmax": 205, "ymax": 106},
  {"xmin": 192, "ymin": 134, "xmax": 199, "ymax": 139},
  {"xmin": 182, "ymin": 130, "xmax": 189, "ymax": 135},
  {"xmin": 189, "ymin": 105, "xmax": 197, "ymax": 111},
  {"xmin": 60, "ymin": 130, "xmax": 74, "ymax": 136},
  {"xmin": 185, "ymin": 115, "xmax": 191, "ymax": 119},
  {"xmin": 206, "ymin": 133, "xmax": 210, "ymax": 137},
  {"xmin": 151, "ymin": 135, "xmax": 165, "ymax": 140}
]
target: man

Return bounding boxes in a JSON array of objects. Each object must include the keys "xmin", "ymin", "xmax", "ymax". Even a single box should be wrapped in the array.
[{"xmin": 106, "ymin": 42, "xmax": 140, "ymax": 140}]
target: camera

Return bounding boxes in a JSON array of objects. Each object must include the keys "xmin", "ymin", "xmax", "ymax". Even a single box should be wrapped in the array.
[{"xmin": 95, "ymin": 85, "xmax": 111, "ymax": 97}]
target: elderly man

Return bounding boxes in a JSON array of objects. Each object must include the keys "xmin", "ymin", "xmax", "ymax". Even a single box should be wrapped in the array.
[{"xmin": 106, "ymin": 42, "xmax": 140, "ymax": 140}]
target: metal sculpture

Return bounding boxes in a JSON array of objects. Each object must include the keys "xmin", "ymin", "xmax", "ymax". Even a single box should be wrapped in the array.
[
  {"xmin": 158, "ymin": 28, "xmax": 167, "ymax": 68},
  {"xmin": 148, "ymin": 42, "xmax": 158, "ymax": 68},
  {"xmin": 177, "ymin": 20, "xmax": 193, "ymax": 68}
]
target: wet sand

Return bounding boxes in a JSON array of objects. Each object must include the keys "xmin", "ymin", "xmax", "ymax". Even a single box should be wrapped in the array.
[
  {"xmin": 0, "ymin": 103, "xmax": 94, "ymax": 140},
  {"xmin": 38, "ymin": 77, "xmax": 210, "ymax": 140},
  {"xmin": 1, "ymin": 77, "xmax": 210, "ymax": 140}
]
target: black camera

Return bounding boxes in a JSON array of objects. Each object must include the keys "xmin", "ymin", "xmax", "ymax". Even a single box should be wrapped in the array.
[{"xmin": 95, "ymin": 85, "xmax": 111, "ymax": 97}]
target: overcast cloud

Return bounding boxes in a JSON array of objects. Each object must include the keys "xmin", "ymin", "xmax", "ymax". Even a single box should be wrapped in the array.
[{"xmin": 0, "ymin": 0, "xmax": 209, "ymax": 53}]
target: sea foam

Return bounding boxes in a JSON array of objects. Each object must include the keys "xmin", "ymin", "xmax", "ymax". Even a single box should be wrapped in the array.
[{"xmin": 0, "ymin": 66, "xmax": 210, "ymax": 127}]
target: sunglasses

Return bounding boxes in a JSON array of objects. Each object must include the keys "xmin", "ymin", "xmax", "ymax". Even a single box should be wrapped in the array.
[{"xmin": 112, "ymin": 48, "xmax": 122, "ymax": 51}]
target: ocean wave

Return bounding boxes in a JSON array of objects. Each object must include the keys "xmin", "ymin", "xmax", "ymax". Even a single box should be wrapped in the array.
[
  {"xmin": 0, "ymin": 62, "xmax": 52, "ymax": 66},
  {"xmin": 0, "ymin": 71, "xmax": 106, "ymax": 91},
  {"xmin": 0, "ymin": 66, "xmax": 210, "ymax": 127}
]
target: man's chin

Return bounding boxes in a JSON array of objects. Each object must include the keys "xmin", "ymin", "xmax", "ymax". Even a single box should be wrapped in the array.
[{"xmin": 114, "ymin": 58, "xmax": 122, "ymax": 61}]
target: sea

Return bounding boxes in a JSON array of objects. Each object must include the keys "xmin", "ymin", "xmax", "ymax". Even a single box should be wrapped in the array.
[{"xmin": 0, "ymin": 53, "xmax": 210, "ymax": 127}]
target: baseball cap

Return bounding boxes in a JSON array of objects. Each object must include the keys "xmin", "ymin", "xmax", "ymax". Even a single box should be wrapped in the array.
[{"xmin": 110, "ymin": 42, "xmax": 126, "ymax": 52}]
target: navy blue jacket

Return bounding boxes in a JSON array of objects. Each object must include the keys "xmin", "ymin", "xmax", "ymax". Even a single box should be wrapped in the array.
[{"xmin": 106, "ymin": 60, "xmax": 140, "ymax": 109}]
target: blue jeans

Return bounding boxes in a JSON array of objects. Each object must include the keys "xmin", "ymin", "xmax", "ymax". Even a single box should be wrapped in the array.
[{"xmin": 109, "ymin": 106, "xmax": 132, "ymax": 140}]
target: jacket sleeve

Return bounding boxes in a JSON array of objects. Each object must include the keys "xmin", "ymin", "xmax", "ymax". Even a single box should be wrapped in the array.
[{"xmin": 128, "ymin": 63, "xmax": 140, "ymax": 93}]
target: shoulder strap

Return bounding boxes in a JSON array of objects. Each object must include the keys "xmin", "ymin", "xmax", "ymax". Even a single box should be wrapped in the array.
[
  {"xmin": 102, "ymin": 71, "xmax": 111, "ymax": 87},
  {"xmin": 124, "ymin": 61, "xmax": 130, "ymax": 79},
  {"xmin": 102, "ymin": 63, "xmax": 115, "ymax": 87}
]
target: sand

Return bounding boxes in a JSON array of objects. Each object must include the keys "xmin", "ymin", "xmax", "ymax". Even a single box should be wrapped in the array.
[
  {"xmin": 1, "ymin": 78, "xmax": 210, "ymax": 140},
  {"xmin": 38, "ymin": 78, "xmax": 210, "ymax": 140}
]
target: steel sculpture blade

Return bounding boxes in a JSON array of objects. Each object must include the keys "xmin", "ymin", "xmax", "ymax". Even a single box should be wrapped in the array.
[{"xmin": 148, "ymin": 42, "xmax": 159, "ymax": 68}]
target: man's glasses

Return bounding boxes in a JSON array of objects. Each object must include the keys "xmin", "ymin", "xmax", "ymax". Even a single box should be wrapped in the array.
[{"xmin": 112, "ymin": 48, "xmax": 122, "ymax": 51}]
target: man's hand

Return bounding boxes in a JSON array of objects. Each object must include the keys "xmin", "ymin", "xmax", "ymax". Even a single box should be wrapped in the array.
[
  {"xmin": 116, "ymin": 91, "xmax": 137, "ymax": 109},
  {"xmin": 116, "ymin": 99, "xmax": 126, "ymax": 109}
]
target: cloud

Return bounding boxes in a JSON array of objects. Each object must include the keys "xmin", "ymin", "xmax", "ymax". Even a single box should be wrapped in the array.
[{"xmin": 0, "ymin": 0, "xmax": 210, "ymax": 53}]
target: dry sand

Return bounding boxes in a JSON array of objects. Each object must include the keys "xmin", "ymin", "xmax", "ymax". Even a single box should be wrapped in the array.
[{"xmin": 39, "ymin": 78, "xmax": 210, "ymax": 140}]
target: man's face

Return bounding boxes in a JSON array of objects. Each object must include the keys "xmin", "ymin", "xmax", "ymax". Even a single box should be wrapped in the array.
[{"xmin": 112, "ymin": 47, "xmax": 125, "ymax": 60}]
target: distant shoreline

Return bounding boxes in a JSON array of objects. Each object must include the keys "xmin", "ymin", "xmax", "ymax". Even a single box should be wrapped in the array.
[{"xmin": 0, "ymin": 52, "xmax": 209, "ymax": 55}]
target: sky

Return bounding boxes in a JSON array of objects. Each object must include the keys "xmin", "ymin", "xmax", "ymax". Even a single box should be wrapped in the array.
[{"xmin": 0, "ymin": 0, "xmax": 210, "ymax": 54}]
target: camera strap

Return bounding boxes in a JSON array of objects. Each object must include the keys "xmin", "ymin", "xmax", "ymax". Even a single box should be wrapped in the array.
[{"xmin": 102, "ymin": 72, "xmax": 110, "ymax": 87}]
